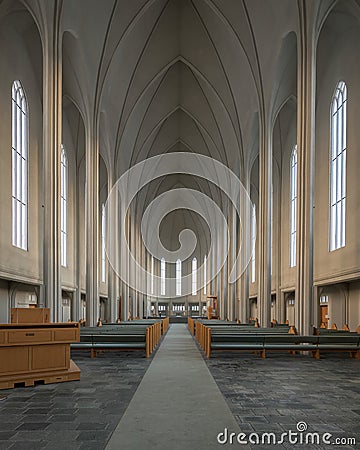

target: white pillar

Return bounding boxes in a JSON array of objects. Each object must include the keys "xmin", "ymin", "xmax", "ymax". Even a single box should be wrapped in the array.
[
  {"xmin": 239, "ymin": 175, "xmax": 250, "ymax": 323},
  {"xmin": 227, "ymin": 205, "xmax": 236, "ymax": 321},
  {"xmin": 107, "ymin": 170, "xmax": 119, "ymax": 323},
  {"xmin": 85, "ymin": 126, "xmax": 99, "ymax": 326},
  {"xmin": 295, "ymin": 1, "xmax": 316, "ymax": 335},
  {"xmin": 257, "ymin": 121, "xmax": 272, "ymax": 327},
  {"xmin": 42, "ymin": 2, "xmax": 62, "ymax": 322}
]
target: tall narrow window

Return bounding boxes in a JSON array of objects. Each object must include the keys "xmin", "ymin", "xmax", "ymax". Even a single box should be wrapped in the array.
[
  {"xmin": 290, "ymin": 145, "xmax": 297, "ymax": 267},
  {"xmin": 270, "ymin": 182, "xmax": 273, "ymax": 275},
  {"xmin": 12, "ymin": 80, "xmax": 28, "ymax": 250},
  {"xmin": 176, "ymin": 259, "xmax": 182, "ymax": 296},
  {"xmin": 161, "ymin": 258, "xmax": 166, "ymax": 296},
  {"xmin": 203, "ymin": 255, "xmax": 207, "ymax": 294},
  {"xmin": 251, "ymin": 204, "xmax": 256, "ymax": 283},
  {"xmin": 330, "ymin": 81, "xmax": 347, "ymax": 251},
  {"xmin": 151, "ymin": 256, "xmax": 154, "ymax": 295},
  {"xmin": 60, "ymin": 146, "xmax": 68, "ymax": 267},
  {"xmin": 101, "ymin": 204, "xmax": 106, "ymax": 282},
  {"xmin": 192, "ymin": 257, "xmax": 197, "ymax": 295}
]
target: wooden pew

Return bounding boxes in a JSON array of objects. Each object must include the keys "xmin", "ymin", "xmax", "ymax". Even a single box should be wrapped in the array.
[
  {"xmin": 72, "ymin": 322, "xmax": 162, "ymax": 358},
  {"xmin": 314, "ymin": 335, "xmax": 360, "ymax": 360},
  {"xmin": 187, "ymin": 317, "xmax": 195, "ymax": 335},
  {"xmin": 203, "ymin": 326, "xmax": 360, "ymax": 359},
  {"xmin": 193, "ymin": 320, "xmax": 297, "ymax": 357}
]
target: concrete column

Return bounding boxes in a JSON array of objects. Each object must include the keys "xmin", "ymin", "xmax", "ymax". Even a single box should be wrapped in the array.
[
  {"xmin": 131, "ymin": 216, "xmax": 137, "ymax": 318},
  {"xmin": 210, "ymin": 231, "xmax": 216, "ymax": 296},
  {"xmin": 74, "ymin": 153, "xmax": 82, "ymax": 322},
  {"xmin": 257, "ymin": 120, "xmax": 272, "ymax": 327},
  {"xmin": 227, "ymin": 205, "xmax": 236, "ymax": 321},
  {"xmin": 223, "ymin": 217, "xmax": 228, "ymax": 319},
  {"xmin": 238, "ymin": 175, "xmax": 250, "ymax": 323},
  {"xmin": 218, "ymin": 226, "xmax": 224, "ymax": 319},
  {"xmin": 121, "ymin": 208, "xmax": 129, "ymax": 320},
  {"xmin": 107, "ymin": 170, "xmax": 119, "ymax": 322},
  {"xmin": 42, "ymin": 2, "xmax": 62, "ymax": 322},
  {"xmin": 85, "ymin": 125, "xmax": 99, "ymax": 326},
  {"xmin": 107, "ymin": 268, "xmax": 118, "ymax": 323},
  {"xmin": 295, "ymin": 1, "xmax": 316, "ymax": 335},
  {"xmin": 274, "ymin": 172, "xmax": 282, "ymax": 323},
  {"xmin": 278, "ymin": 291, "xmax": 285, "ymax": 324},
  {"xmin": 313, "ymin": 285, "xmax": 320, "ymax": 330},
  {"xmin": 138, "ymin": 228, "xmax": 144, "ymax": 318}
]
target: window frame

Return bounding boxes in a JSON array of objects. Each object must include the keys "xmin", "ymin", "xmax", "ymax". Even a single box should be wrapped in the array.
[
  {"xmin": 160, "ymin": 258, "xmax": 166, "ymax": 296},
  {"xmin": 192, "ymin": 257, "xmax": 197, "ymax": 296},
  {"xmin": 203, "ymin": 255, "xmax": 207, "ymax": 295},
  {"xmin": 329, "ymin": 81, "xmax": 347, "ymax": 252},
  {"xmin": 11, "ymin": 80, "xmax": 29, "ymax": 251},
  {"xmin": 60, "ymin": 145, "xmax": 68, "ymax": 267},
  {"xmin": 176, "ymin": 259, "xmax": 182, "ymax": 296},
  {"xmin": 251, "ymin": 204, "xmax": 256, "ymax": 283},
  {"xmin": 290, "ymin": 145, "xmax": 297, "ymax": 267},
  {"xmin": 101, "ymin": 203, "xmax": 106, "ymax": 282}
]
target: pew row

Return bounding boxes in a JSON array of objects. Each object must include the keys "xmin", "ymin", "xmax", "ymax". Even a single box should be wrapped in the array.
[
  {"xmin": 200, "ymin": 326, "xmax": 360, "ymax": 359},
  {"xmin": 100, "ymin": 317, "xmax": 170, "ymax": 335},
  {"xmin": 194, "ymin": 321, "xmax": 295, "ymax": 354},
  {"xmin": 71, "ymin": 322, "xmax": 163, "ymax": 358}
]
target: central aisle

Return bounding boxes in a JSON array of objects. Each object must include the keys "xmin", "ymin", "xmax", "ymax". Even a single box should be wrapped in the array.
[{"xmin": 105, "ymin": 324, "xmax": 242, "ymax": 450}]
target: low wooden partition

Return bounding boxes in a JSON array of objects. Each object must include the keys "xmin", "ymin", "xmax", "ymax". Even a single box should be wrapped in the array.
[{"xmin": 0, "ymin": 322, "xmax": 80, "ymax": 389}]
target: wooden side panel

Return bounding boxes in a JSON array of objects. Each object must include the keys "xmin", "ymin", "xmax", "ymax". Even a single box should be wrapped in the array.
[
  {"xmin": 0, "ymin": 347, "xmax": 29, "ymax": 374},
  {"xmin": 32, "ymin": 344, "xmax": 68, "ymax": 371}
]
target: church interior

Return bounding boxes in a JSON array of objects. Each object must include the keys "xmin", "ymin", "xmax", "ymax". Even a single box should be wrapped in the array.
[{"xmin": 0, "ymin": 0, "xmax": 359, "ymax": 449}]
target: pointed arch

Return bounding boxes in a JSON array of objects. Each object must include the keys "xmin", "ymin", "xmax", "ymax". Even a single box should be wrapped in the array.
[
  {"xmin": 12, "ymin": 80, "xmax": 28, "ymax": 251},
  {"xmin": 290, "ymin": 144, "xmax": 297, "ymax": 267},
  {"xmin": 60, "ymin": 145, "xmax": 68, "ymax": 266},
  {"xmin": 192, "ymin": 257, "xmax": 197, "ymax": 295},
  {"xmin": 329, "ymin": 81, "xmax": 347, "ymax": 251}
]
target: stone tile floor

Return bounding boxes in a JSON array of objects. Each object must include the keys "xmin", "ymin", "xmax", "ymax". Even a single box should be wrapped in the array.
[
  {"xmin": 205, "ymin": 352, "xmax": 360, "ymax": 449},
  {"xmin": 1, "ymin": 345, "xmax": 359, "ymax": 450},
  {"xmin": 0, "ymin": 351, "xmax": 151, "ymax": 450}
]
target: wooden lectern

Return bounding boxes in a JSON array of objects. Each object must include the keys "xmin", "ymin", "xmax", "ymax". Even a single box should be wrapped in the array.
[{"xmin": 0, "ymin": 308, "xmax": 80, "ymax": 390}]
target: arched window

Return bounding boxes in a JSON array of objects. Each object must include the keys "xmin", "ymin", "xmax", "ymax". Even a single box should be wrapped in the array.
[
  {"xmin": 270, "ymin": 182, "xmax": 273, "ymax": 275},
  {"xmin": 101, "ymin": 204, "xmax": 106, "ymax": 282},
  {"xmin": 290, "ymin": 145, "xmax": 297, "ymax": 267},
  {"xmin": 150, "ymin": 256, "xmax": 154, "ymax": 295},
  {"xmin": 330, "ymin": 81, "xmax": 347, "ymax": 251},
  {"xmin": 251, "ymin": 204, "xmax": 256, "ymax": 283},
  {"xmin": 160, "ymin": 258, "xmax": 166, "ymax": 296},
  {"xmin": 12, "ymin": 80, "xmax": 28, "ymax": 250},
  {"xmin": 203, "ymin": 255, "xmax": 207, "ymax": 295},
  {"xmin": 60, "ymin": 146, "xmax": 68, "ymax": 267},
  {"xmin": 192, "ymin": 257, "xmax": 197, "ymax": 295},
  {"xmin": 176, "ymin": 259, "xmax": 182, "ymax": 296}
]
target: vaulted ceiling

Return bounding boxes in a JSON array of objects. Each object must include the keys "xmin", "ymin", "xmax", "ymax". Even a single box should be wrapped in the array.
[
  {"xmin": 59, "ymin": 0, "xmax": 299, "ymax": 180},
  {"xmin": 4, "ymin": 0, "xmax": 348, "ymax": 257}
]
